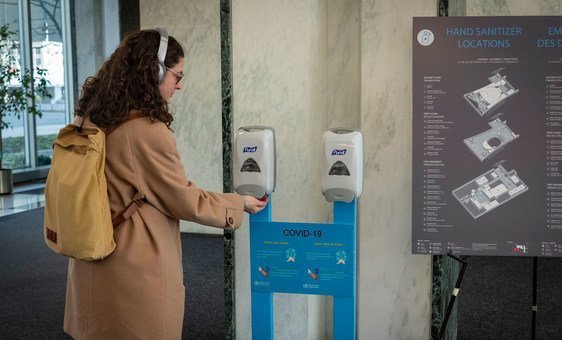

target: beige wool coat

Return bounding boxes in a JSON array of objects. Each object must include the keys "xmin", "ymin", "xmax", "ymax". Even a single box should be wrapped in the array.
[{"xmin": 63, "ymin": 116, "xmax": 244, "ymax": 339}]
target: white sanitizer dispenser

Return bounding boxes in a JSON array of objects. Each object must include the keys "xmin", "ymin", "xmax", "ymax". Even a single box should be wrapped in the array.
[
  {"xmin": 233, "ymin": 126, "xmax": 276, "ymax": 198},
  {"xmin": 321, "ymin": 129, "xmax": 363, "ymax": 202}
]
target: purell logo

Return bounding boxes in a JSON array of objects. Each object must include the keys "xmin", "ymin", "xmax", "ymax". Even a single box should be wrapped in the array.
[
  {"xmin": 243, "ymin": 146, "xmax": 257, "ymax": 153},
  {"xmin": 332, "ymin": 149, "xmax": 347, "ymax": 156}
]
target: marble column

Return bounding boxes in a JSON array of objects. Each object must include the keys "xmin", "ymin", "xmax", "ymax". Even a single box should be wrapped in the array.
[{"xmin": 219, "ymin": 1, "xmax": 236, "ymax": 337}]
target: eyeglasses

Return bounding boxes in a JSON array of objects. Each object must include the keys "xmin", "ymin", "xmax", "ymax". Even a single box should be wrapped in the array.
[{"xmin": 165, "ymin": 66, "xmax": 184, "ymax": 84}]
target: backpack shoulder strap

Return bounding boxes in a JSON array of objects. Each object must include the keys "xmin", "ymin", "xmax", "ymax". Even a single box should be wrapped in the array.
[{"xmin": 112, "ymin": 193, "xmax": 147, "ymax": 228}]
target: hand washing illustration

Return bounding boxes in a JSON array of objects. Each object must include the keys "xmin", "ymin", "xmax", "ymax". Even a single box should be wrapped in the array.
[
  {"xmin": 336, "ymin": 250, "xmax": 347, "ymax": 265},
  {"xmin": 286, "ymin": 248, "xmax": 296, "ymax": 262}
]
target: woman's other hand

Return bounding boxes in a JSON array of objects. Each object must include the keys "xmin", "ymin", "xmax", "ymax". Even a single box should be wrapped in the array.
[{"xmin": 243, "ymin": 195, "xmax": 269, "ymax": 214}]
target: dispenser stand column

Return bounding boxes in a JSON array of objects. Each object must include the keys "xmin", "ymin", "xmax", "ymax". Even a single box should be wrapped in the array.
[
  {"xmin": 333, "ymin": 199, "xmax": 357, "ymax": 339},
  {"xmin": 250, "ymin": 198, "xmax": 273, "ymax": 340}
]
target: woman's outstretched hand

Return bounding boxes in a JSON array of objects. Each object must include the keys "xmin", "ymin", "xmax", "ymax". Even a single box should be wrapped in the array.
[{"xmin": 243, "ymin": 195, "xmax": 269, "ymax": 214}]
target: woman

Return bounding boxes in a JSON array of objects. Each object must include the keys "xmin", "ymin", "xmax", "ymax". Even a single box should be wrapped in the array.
[{"xmin": 63, "ymin": 29, "xmax": 267, "ymax": 339}]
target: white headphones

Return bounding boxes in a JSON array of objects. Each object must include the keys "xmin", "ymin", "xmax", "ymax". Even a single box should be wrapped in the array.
[{"xmin": 155, "ymin": 28, "xmax": 169, "ymax": 84}]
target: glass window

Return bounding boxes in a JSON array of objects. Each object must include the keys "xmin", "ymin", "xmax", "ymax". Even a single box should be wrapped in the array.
[
  {"xmin": 0, "ymin": 1, "xmax": 27, "ymax": 170},
  {"xmin": 0, "ymin": 0, "xmax": 70, "ymax": 178},
  {"xmin": 2, "ymin": 116, "xmax": 27, "ymax": 169},
  {"xmin": 30, "ymin": 0, "xmax": 66, "ymax": 167}
]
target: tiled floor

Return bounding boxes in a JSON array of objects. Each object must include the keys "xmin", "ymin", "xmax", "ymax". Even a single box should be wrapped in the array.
[{"xmin": 0, "ymin": 183, "xmax": 45, "ymax": 218}]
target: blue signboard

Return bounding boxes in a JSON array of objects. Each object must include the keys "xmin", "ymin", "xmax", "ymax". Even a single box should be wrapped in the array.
[
  {"xmin": 250, "ymin": 221, "xmax": 355, "ymax": 296},
  {"xmin": 249, "ymin": 199, "xmax": 357, "ymax": 340}
]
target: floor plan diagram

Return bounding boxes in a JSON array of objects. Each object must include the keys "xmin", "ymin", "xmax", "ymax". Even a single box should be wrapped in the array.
[
  {"xmin": 463, "ymin": 69, "xmax": 519, "ymax": 116},
  {"xmin": 463, "ymin": 118, "xmax": 519, "ymax": 161},
  {"xmin": 452, "ymin": 165, "xmax": 528, "ymax": 219}
]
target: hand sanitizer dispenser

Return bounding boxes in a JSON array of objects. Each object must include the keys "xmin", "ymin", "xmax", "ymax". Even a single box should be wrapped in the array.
[
  {"xmin": 322, "ymin": 129, "xmax": 363, "ymax": 202},
  {"xmin": 233, "ymin": 126, "xmax": 276, "ymax": 198}
]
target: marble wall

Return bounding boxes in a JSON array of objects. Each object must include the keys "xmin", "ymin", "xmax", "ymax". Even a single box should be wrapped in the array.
[
  {"xmin": 455, "ymin": 0, "xmax": 561, "ymax": 15},
  {"xmin": 326, "ymin": 0, "xmax": 361, "ymax": 130},
  {"xmin": 232, "ymin": 0, "xmax": 438, "ymax": 338},
  {"xmin": 360, "ymin": 0, "xmax": 436, "ymax": 338},
  {"xmin": 74, "ymin": 1, "xmax": 120, "ymax": 91},
  {"xmin": 140, "ymin": 0, "xmax": 224, "ymax": 234}
]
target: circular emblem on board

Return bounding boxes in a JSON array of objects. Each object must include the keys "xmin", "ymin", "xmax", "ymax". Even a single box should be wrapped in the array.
[{"xmin": 417, "ymin": 29, "xmax": 434, "ymax": 46}]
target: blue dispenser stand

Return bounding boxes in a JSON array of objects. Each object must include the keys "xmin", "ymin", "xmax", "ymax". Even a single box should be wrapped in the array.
[{"xmin": 250, "ymin": 195, "xmax": 357, "ymax": 339}]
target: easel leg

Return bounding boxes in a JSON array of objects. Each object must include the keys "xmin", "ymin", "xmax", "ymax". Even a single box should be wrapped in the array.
[{"xmin": 531, "ymin": 257, "xmax": 537, "ymax": 340}]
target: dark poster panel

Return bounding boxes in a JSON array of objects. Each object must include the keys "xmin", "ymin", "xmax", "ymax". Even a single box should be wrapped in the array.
[{"xmin": 412, "ymin": 16, "xmax": 562, "ymax": 257}]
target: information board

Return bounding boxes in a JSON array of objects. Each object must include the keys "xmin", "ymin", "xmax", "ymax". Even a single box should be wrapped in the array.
[{"xmin": 412, "ymin": 16, "xmax": 562, "ymax": 256}]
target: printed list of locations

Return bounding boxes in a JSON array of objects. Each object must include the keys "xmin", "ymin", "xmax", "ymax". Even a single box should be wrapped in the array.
[
  {"xmin": 546, "ymin": 76, "xmax": 562, "ymax": 232},
  {"xmin": 422, "ymin": 76, "xmax": 452, "ymax": 235}
]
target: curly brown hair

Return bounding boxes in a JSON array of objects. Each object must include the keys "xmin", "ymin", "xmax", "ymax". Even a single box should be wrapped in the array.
[{"xmin": 75, "ymin": 29, "xmax": 184, "ymax": 128}]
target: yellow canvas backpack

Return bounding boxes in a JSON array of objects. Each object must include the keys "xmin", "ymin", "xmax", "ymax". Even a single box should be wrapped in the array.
[{"xmin": 44, "ymin": 115, "xmax": 144, "ymax": 261}]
